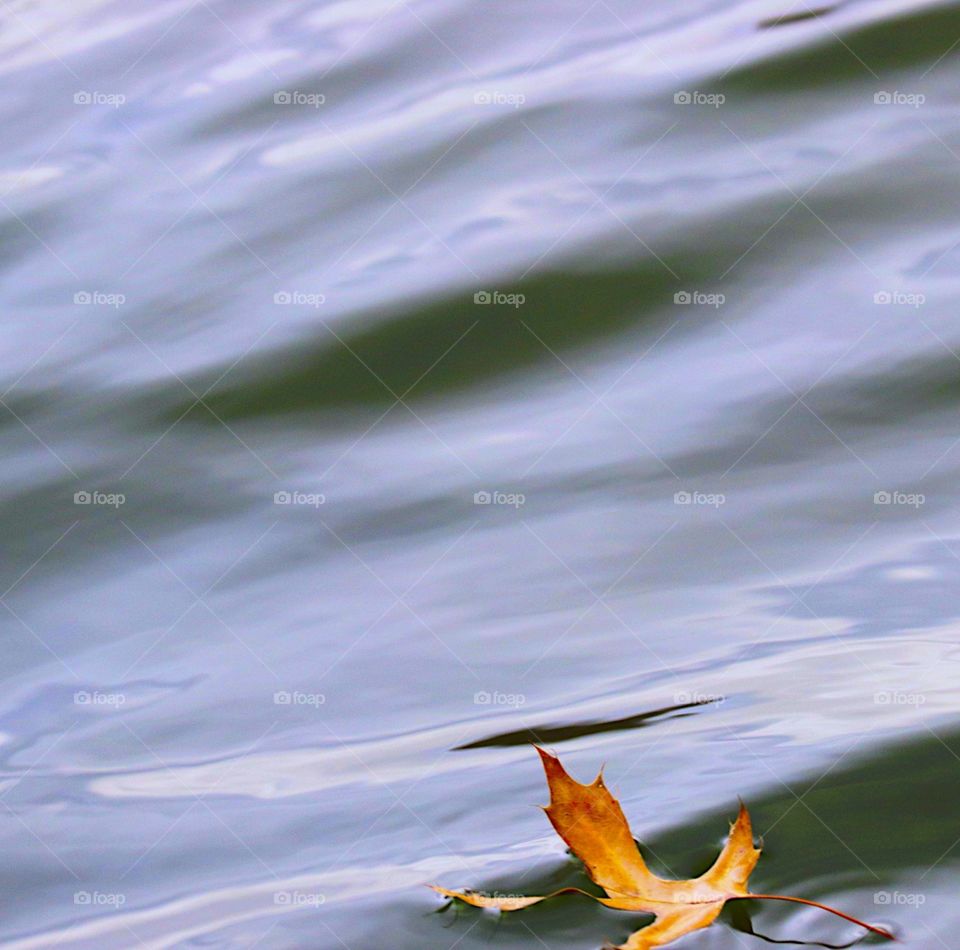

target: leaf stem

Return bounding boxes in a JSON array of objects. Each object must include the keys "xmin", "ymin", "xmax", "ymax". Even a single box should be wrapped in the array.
[{"xmin": 741, "ymin": 894, "xmax": 895, "ymax": 940}]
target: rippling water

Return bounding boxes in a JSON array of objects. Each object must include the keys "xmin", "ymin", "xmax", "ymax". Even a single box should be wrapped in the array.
[{"xmin": 3, "ymin": 0, "xmax": 960, "ymax": 947}]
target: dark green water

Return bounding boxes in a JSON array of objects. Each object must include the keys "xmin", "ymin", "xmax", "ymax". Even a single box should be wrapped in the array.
[{"xmin": 2, "ymin": 0, "xmax": 960, "ymax": 947}]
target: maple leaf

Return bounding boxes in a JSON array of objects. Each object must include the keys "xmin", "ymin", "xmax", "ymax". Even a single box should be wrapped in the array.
[{"xmin": 430, "ymin": 747, "xmax": 895, "ymax": 949}]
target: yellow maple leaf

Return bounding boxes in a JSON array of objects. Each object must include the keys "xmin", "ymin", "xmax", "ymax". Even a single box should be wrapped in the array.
[{"xmin": 430, "ymin": 747, "xmax": 894, "ymax": 949}]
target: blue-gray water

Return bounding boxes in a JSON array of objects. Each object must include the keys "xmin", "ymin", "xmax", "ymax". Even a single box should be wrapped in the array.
[{"xmin": 2, "ymin": 0, "xmax": 960, "ymax": 947}]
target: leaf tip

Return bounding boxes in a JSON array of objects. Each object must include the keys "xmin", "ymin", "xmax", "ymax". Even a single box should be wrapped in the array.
[
  {"xmin": 534, "ymin": 744, "xmax": 564, "ymax": 784},
  {"xmin": 427, "ymin": 884, "xmax": 454, "ymax": 904}
]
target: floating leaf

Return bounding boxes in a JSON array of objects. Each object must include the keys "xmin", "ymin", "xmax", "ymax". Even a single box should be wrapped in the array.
[{"xmin": 430, "ymin": 747, "xmax": 894, "ymax": 949}]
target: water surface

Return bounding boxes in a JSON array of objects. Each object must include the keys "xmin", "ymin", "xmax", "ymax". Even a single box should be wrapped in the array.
[{"xmin": 2, "ymin": 0, "xmax": 960, "ymax": 946}]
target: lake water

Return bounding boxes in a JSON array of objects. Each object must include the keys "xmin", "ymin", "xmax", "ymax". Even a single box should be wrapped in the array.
[{"xmin": 2, "ymin": 0, "xmax": 960, "ymax": 947}]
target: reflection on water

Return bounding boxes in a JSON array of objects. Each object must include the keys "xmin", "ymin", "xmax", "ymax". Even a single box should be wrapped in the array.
[
  {"xmin": 763, "ymin": 539, "xmax": 960, "ymax": 638},
  {"xmin": 1, "ymin": 0, "xmax": 960, "ymax": 946},
  {"xmin": 453, "ymin": 698, "xmax": 716, "ymax": 749}
]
